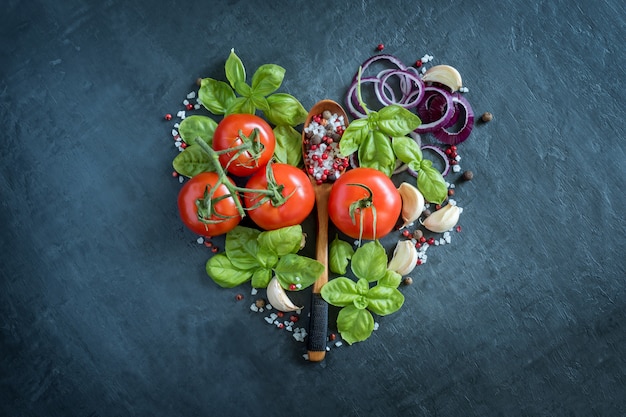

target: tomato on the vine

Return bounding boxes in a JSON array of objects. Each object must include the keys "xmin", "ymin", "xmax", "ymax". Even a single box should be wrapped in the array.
[
  {"xmin": 212, "ymin": 113, "xmax": 275, "ymax": 177},
  {"xmin": 243, "ymin": 163, "xmax": 315, "ymax": 230},
  {"xmin": 178, "ymin": 172, "xmax": 242, "ymax": 237},
  {"xmin": 328, "ymin": 167, "xmax": 401, "ymax": 240}
]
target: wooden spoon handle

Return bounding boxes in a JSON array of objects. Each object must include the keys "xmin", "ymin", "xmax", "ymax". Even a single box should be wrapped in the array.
[{"xmin": 307, "ymin": 184, "xmax": 331, "ymax": 362}]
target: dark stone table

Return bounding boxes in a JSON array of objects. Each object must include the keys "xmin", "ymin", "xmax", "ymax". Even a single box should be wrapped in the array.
[{"xmin": 2, "ymin": 1, "xmax": 624, "ymax": 416}]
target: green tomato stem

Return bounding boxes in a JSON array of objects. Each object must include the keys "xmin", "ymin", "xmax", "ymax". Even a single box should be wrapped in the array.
[{"xmin": 194, "ymin": 138, "xmax": 247, "ymax": 218}]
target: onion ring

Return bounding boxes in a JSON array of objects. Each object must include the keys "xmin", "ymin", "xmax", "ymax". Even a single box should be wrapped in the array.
[
  {"xmin": 432, "ymin": 93, "xmax": 474, "ymax": 145},
  {"xmin": 377, "ymin": 69, "xmax": 425, "ymax": 109},
  {"xmin": 415, "ymin": 86, "xmax": 455, "ymax": 133}
]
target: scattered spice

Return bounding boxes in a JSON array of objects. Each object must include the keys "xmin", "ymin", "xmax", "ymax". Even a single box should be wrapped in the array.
[
  {"xmin": 255, "ymin": 299, "xmax": 266, "ymax": 309},
  {"xmin": 235, "ymin": 294, "xmax": 244, "ymax": 301},
  {"xmin": 481, "ymin": 112, "xmax": 493, "ymax": 122},
  {"xmin": 403, "ymin": 277, "xmax": 413, "ymax": 286},
  {"xmin": 462, "ymin": 170, "xmax": 474, "ymax": 181}
]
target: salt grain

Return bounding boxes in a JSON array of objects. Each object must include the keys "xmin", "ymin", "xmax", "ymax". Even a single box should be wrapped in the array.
[
  {"xmin": 196, "ymin": 237, "xmax": 204, "ymax": 244},
  {"xmin": 251, "ymin": 288, "xmax": 258, "ymax": 295},
  {"xmin": 186, "ymin": 91, "xmax": 196, "ymax": 99}
]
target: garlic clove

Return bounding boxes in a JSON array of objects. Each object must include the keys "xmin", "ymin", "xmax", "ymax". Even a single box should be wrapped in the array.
[
  {"xmin": 387, "ymin": 240, "xmax": 419, "ymax": 276},
  {"xmin": 398, "ymin": 182, "xmax": 425, "ymax": 229},
  {"xmin": 422, "ymin": 203, "xmax": 461, "ymax": 233},
  {"xmin": 421, "ymin": 65, "xmax": 463, "ymax": 92},
  {"xmin": 266, "ymin": 276, "xmax": 302, "ymax": 312}
]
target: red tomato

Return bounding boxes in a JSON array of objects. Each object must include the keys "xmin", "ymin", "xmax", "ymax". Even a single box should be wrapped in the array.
[
  {"xmin": 328, "ymin": 167, "xmax": 401, "ymax": 240},
  {"xmin": 212, "ymin": 114, "xmax": 275, "ymax": 177},
  {"xmin": 243, "ymin": 163, "xmax": 315, "ymax": 230},
  {"xmin": 178, "ymin": 172, "xmax": 242, "ymax": 237}
]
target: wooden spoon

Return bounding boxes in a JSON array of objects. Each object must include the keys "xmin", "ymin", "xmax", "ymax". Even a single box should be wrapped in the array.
[{"xmin": 303, "ymin": 99, "xmax": 349, "ymax": 362}]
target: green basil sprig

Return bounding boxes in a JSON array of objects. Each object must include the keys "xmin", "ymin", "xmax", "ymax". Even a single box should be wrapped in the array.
[
  {"xmin": 206, "ymin": 225, "xmax": 323, "ymax": 290},
  {"xmin": 197, "ymin": 49, "xmax": 307, "ymax": 167},
  {"xmin": 321, "ymin": 240, "xmax": 404, "ymax": 344},
  {"xmin": 340, "ymin": 105, "xmax": 420, "ymax": 177}
]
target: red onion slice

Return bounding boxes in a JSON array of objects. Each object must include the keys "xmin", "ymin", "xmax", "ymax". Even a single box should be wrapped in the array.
[
  {"xmin": 355, "ymin": 54, "xmax": 408, "ymax": 81},
  {"xmin": 377, "ymin": 69, "xmax": 425, "ymax": 109},
  {"xmin": 346, "ymin": 76, "xmax": 393, "ymax": 118},
  {"xmin": 432, "ymin": 93, "xmax": 474, "ymax": 145},
  {"xmin": 415, "ymin": 86, "xmax": 455, "ymax": 133}
]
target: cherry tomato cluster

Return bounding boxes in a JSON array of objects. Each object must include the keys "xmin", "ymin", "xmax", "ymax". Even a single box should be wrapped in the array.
[{"xmin": 177, "ymin": 114, "xmax": 315, "ymax": 237}]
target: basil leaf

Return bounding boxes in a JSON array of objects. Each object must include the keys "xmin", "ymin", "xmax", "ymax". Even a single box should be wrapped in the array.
[
  {"xmin": 234, "ymin": 80, "xmax": 252, "ymax": 97},
  {"xmin": 339, "ymin": 118, "xmax": 369, "ymax": 156},
  {"xmin": 417, "ymin": 162, "xmax": 448, "ymax": 205},
  {"xmin": 273, "ymin": 125, "xmax": 303, "ymax": 167},
  {"xmin": 251, "ymin": 64, "xmax": 285, "ymax": 96},
  {"xmin": 172, "ymin": 144, "xmax": 215, "ymax": 177},
  {"xmin": 251, "ymin": 268, "xmax": 272, "ymax": 289},
  {"xmin": 256, "ymin": 247, "xmax": 279, "ymax": 269},
  {"xmin": 392, "ymin": 135, "xmax": 422, "ymax": 165},
  {"xmin": 265, "ymin": 93, "xmax": 307, "ymax": 126},
  {"xmin": 250, "ymin": 94, "xmax": 269, "ymax": 113},
  {"xmin": 258, "ymin": 225, "xmax": 302, "ymax": 256},
  {"xmin": 353, "ymin": 296, "xmax": 369, "ymax": 310},
  {"xmin": 205, "ymin": 254, "xmax": 253, "ymax": 288},
  {"xmin": 378, "ymin": 270, "xmax": 402, "ymax": 288},
  {"xmin": 358, "ymin": 130, "xmax": 396, "ymax": 177},
  {"xmin": 355, "ymin": 278, "xmax": 370, "ymax": 295},
  {"xmin": 225, "ymin": 49, "xmax": 246, "ymax": 89},
  {"xmin": 320, "ymin": 277, "xmax": 360, "ymax": 306},
  {"xmin": 329, "ymin": 235, "xmax": 354, "ymax": 275},
  {"xmin": 336, "ymin": 305, "xmax": 374, "ymax": 345},
  {"xmin": 178, "ymin": 115, "xmax": 218, "ymax": 146},
  {"xmin": 377, "ymin": 105, "xmax": 422, "ymax": 136},
  {"xmin": 198, "ymin": 78, "xmax": 236, "ymax": 115},
  {"xmin": 351, "ymin": 241, "xmax": 388, "ymax": 283},
  {"xmin": 226, "ymin": 96, "xmax": 255, "ymax": 115},
  {"xmin": 224, "ymin": 226, "xmax": 261, "ymax": 270},
  {"xmin": 366, "ymin": 284, "xmax": 405, "ymax": 316},
  {"xmin": 274, "ymin": 254, "xmax": 323, "ymax": 290}
]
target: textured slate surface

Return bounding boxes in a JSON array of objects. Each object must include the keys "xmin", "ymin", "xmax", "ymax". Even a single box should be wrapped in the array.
[{"xmin": 1, "ymin": 0, "xmax": 625, "ymax": 416}]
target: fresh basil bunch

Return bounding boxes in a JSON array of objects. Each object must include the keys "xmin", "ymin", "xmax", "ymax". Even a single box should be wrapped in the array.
[
  {"xmin": 198, "ymin": 49, "xmax": 307, "ymax": 167},
  {"xmin": 340, "ymin": 105, "xmax": 421, "ymax": 178},
  {"xmin": 206, "ymin": 225, "xmax": 324, "ymax": 290},
  {"xmin": 322, "ymin": 240, "xmax": 404, "ymax": 344}
]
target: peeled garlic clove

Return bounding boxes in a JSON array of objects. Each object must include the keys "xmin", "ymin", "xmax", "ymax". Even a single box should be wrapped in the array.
[
  {"xmin": 266, "ymin": 276, "xmax": 302, "ymax": 312},
  {"xmin": 421, "ymin": 65, "xmax": 463, "ymax": 92},
  {"xmin": 387, "ymin": 240, "xmax": 419, "ymax": 276},
  {"xmin": 422, "ymin": 204, "xmax": 460, "ymax": 233},
  {"xmin": 398, "ymin": 182, "xmax": 425, "ymax": 229}
]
